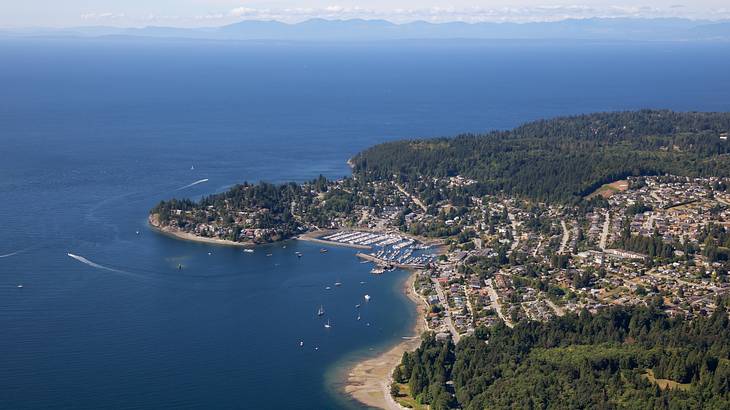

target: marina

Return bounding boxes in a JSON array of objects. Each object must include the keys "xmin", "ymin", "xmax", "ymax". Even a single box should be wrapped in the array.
[{"xmin": 317, "ymin": 230, "xmax": 436, "ymax": 271}]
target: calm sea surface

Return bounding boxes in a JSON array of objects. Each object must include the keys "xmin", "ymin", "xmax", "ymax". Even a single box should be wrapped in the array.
[{"xmin": 1, "ymin": 38, "xmax": 729, "ymax": 409}]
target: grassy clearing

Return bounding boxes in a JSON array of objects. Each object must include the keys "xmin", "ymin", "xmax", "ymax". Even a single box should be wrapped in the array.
[
  {"xmin": 392, "ymin": 383, "xmax": 428, "ymax": 410},
  {"xmin": 643, "ymin": 369, "xmax": 691, "ymax": 391},
  {"xmin": 585, "ymin": 180, "xmax": 629, "ymax": 200}
]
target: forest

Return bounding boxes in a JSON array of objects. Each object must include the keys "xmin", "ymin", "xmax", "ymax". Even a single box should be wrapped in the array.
[
  {"xmin": 351, "ymin": 110, "xmax": 730, "ymax": 203},
  {"xmin": 394, "ymin": 303, "xmax": 730, "ymax": 409}
]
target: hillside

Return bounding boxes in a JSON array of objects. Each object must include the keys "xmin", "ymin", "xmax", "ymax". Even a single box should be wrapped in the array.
[
  {"xmin": 351, "ymin": 110, "xmax": 730, "ymax": 203},
  {"xmin": 395, "ymin": 304, "xmax": 730, "ymax": 409}
]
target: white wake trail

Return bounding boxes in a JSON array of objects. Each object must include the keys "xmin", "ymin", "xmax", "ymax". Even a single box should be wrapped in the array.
[
  {"xmin": 67, "ymin": 253, "xmax": 128, "ymax": 274},
  {"xmin": 176, "ymin": 178, "xmax": 209, "ymax": 191},
  {"xmin": 0, "ymin": 246, "xmax": 33, "ymax": 258}
]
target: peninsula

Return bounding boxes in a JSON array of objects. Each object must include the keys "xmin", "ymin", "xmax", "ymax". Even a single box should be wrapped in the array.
[{"xmin": 151, "ymin": 110, "xmax": 730, "ymax": 409}]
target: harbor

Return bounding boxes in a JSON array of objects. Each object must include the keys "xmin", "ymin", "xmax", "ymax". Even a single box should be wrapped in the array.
[
  {"xmin": 299, "ymin": 230, "xmax": 436, "ymax": 273},
  {"xmin": 312, "ymin": 230, "xmax": 435, "ymax": 273}
]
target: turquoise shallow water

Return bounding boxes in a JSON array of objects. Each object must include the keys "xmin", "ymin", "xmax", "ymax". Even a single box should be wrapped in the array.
[{"xmin": 1, "ymin": 38, "xmax": 730, "ymax": 409}]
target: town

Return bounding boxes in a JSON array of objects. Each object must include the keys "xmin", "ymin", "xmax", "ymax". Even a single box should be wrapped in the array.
[{"xmin": 151, "ymin": 173, "xmax": 730, "ymax": 342}]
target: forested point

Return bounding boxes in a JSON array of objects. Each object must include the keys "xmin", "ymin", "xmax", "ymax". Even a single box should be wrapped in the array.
[
  {"xmin": 352, "ymin": 110, "xmax": 730, "ymax": 203},
  {"xmin": 394, "ymin": 303, "xmax": 730, "ymax": 409}
]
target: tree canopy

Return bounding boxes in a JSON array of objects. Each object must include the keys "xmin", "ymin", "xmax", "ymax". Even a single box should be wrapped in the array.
[{"xmin": 352, "ymin": 110, "xmax": 730, "ymax": 203}]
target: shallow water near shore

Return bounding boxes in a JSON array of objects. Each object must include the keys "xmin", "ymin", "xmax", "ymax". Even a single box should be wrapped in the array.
[{"xmin": 2, "ymin": 38, "xmax": 730, "ymax": 409}]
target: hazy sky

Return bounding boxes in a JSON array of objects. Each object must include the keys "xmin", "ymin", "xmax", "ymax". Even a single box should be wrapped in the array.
[{"xmin": 3, "ymin": 1, "xmax": 730, "ymax": 28}]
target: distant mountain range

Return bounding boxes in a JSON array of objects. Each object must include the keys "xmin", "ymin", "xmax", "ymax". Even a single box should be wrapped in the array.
[{"xmin": 3, "ymin": 18, "xmax": 730, "ymax": 42}]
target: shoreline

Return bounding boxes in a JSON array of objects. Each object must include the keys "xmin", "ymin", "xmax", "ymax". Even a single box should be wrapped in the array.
[
  {"xmin": 149, "ymin": 213, "xmax": 432, "ymax": 408},
  {"xmin": 343, "ymin": 269, "xmax": 428, "ymax": 410},
  {"xmin": 148, "ymin": 215, "xmax": 254, "ymax": 248}
]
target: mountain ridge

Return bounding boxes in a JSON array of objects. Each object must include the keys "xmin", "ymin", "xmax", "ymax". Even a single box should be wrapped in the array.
[{"xmin": 3, "ymin": 17, "xmax": 730, "ymax": 42}]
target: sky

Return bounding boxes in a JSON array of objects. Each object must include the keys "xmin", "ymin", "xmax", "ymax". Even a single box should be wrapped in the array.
[{"xmin": 3, "ymin": 1, "xmax": 730, "ymax": 28}]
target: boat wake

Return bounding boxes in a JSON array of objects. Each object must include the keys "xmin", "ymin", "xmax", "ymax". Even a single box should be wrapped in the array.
[
  {"xmin": 0, "ymin": 246, "xmax": 33, "ymax": 259},
  {"xmin": 67, "ymin": 253, "xmax": 134, "ymax": 277},
  {"xmin": 176, "ymin": 179, "xmax": 209, "ymax": 191},
  {"xmin": 67, "ymin": 252, "xmax": 168, "ymax": 282},
  {"xmin": 0, "ymin": 250, "xmax": 21, "ymax": 258}
]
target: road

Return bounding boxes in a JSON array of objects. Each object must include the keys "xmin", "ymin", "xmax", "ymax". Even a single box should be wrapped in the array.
[
  {"xmin": 508, "ymin": 212, "xmax": 520, "ymax": 254},
  {"xmin": 599, "ymin": 211, "xmax": 611, "ymax": 250},
  {"xmin": 644, "ymin": 213, "xmax": 656, "ymax": 233},
  {"xmin": 650, "ymin": 192, "xmax": 663, "ymax": 206},
  {"xmin": 716, "ymin": 197, "xmax": 730, "ymax": 207},
  {"xmin": 544, "ymin": 298, "xmax": 565, "ymax": 317},
  {"xmin": 431, "ymin": 278, "xmax": 461, "ymax": 342},
  {"xmin": 532, "ymin": 238, "xmax": 543, "ymax": 257},
  {"xmin": 395, "ymin": 183, "xmax": 428, "ymax": 213},
  {"xmin": 558, "ymin": 220, "xmax": 570, "ymax": 254},
  {"xmin": 484, "ymin": 278, "xmax": 514, "ymax": 328}
]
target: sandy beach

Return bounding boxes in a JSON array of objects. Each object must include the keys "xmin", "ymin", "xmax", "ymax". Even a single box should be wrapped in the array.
[
  {"xmin": 344, "ymin": 270, "xmax": 428, "ymax": 410},
  {"xmin": 148, "ymin": 214, "xmax": 254, "ymax": 248}
]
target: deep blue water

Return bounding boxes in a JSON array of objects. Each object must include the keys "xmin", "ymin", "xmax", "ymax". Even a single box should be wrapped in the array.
[{"xmin": 1, "ymin": 38, "xmax": 730, "ymax": 409}]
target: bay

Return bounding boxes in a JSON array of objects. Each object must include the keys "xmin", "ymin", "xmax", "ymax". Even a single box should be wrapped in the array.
[{"xmin": 1, "ymin": 38, "xmax": 729, "ymax": 409}]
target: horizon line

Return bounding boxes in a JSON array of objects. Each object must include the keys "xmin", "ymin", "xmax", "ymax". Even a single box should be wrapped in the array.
[{"xmin": 4, "ymin": 15, "xmax": 730, "ymax": 32}]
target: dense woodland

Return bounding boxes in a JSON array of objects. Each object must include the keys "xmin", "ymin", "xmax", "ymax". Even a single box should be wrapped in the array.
[
  {"xmin": 352, "ymin": 110, "xmax": 730, "ymax": 203},
  {"xmin": 152, "ymin": 111, "xmax": 730, "ymax": 240},
  {"xmin": 150, "ymin": 175, "xmax": 409, "ymax": 242},
  {"xmin": 395, "ymin": 303, "xmax": 730, "ymax": 409}
]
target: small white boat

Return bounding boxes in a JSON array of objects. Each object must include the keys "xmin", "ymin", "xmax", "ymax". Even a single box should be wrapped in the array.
[
  {"xmin": 357, "ymin": 313, "xmax": 361, "ymax": 321},
  {"xmin": 364, "ymin": 294, "xmax": 371, "ymax": 301},
  {"xmin": 324, "ymin": 319, "xmax": 331, "ymax": 329},
  {"xmin": 17, "ymin": 284, "xmax": 23, "ymax": 289},
  {"xmin": 299, "ymin": 341, "xmax": 304, "ymax": 347},
  {"xmin": 317, "ymin": 305, "xmax": 325, "ymax": 316},
  {"xmin": 135, "ymin": 230, "xmax": 140, "ymax": 235},
  {"xmin": 360, "ymin": 281, "xmax": 366, "ymax": 285},
  {"xmin": 334, "ymin": 281, "xmax": 342, "ymax": 287},
  {"xmin": 355, "ymin": 304, "xmax": 361, "ymax": 308},
  {"xmin": 325, "ymin": 286, "xmax": 332, "ymax": 290},
  {"xmin": 243, "ymin": 249, "xmax": 254, "ymax": 253},
  {"xmin": 191, "ymin": 165, "xmax": 195, "ymax": 170}
]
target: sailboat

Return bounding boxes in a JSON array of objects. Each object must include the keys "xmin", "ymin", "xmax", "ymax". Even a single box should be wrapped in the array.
[
  {"xmin": 324, "ymin": 319, "xmax": 331, "ymax": 329},
  {"xmin": 191, "ymin": 165, "xmax": 195, "ymax": 170},
  {"xmin": 317, "ymin": 305, "xmax": 325, "ymax": 316},
  {"xmin": 357, "ymin": 313, "xmax": 361, "ymax": 321}
]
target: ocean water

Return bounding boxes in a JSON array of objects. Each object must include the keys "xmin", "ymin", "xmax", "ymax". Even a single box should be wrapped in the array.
[{"xmin": 1, "ymin": 37, "xmax": 730, "ymax": 409}]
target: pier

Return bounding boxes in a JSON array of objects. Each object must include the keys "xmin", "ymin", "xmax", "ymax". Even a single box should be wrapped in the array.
[{"xmin": 355, "ymin": 252, "xmax": 427, "ymax": 270}]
